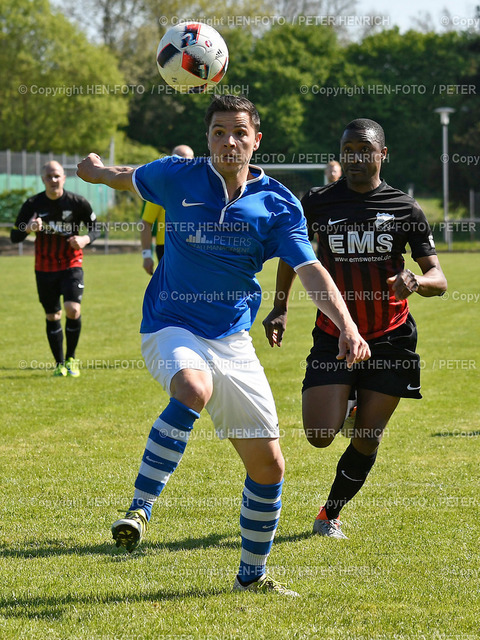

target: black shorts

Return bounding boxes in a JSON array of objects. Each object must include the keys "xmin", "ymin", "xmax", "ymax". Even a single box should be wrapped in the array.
[
  {"xmin": 35, "ymin": 267, "xmax": 84, "ymax": 314},
  {"xmin": 302, "ymin": 314, "xmax": 422, "ymax": 399}
]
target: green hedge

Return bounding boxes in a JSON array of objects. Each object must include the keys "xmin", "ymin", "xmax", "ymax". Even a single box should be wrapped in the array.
[{"xmin": 0, "ymin": 189, "xmax": 31, "ymax": 223}]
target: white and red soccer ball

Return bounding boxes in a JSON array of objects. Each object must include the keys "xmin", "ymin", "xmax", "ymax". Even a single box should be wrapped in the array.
[{"xmin": 157, "ymin": 22, "xmax": 229, "ymax": 93}]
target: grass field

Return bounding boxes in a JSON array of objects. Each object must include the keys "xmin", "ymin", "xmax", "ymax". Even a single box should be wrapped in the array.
[{"xmin": 0, "ymin": 252, "xmax": 479, "ymax": 640}]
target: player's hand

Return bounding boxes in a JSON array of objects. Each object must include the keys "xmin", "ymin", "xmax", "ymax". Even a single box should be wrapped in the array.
[
  {"xmin": 336, "ymin": 325, "xmax": 371, "ymax": 368},
  {"xmin": 68, "ymin": 235, "xmax": 89, "ymax": 250},
  {"xmin": 77, "ymin": 153, "xmax": 104, "ymax": 183},
  {"xmin": 26, "ymin": 215, "xmax": 42, "ymax": 233},
  {"xmin": 262, "ymin": 307, "xmax": 288, "ymax": 347},
  {"xmin": 143, "ymin": 257, "xmax": 154, "ymax": 275},
  {"xmin": 387, "ymin": 269, "xmax": 419, "ymax": 301}
]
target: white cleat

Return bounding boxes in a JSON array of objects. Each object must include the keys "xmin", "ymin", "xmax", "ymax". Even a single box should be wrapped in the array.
[{"xmin": 313, "ymin": 506, "xmax": 348, "ymax": 539}]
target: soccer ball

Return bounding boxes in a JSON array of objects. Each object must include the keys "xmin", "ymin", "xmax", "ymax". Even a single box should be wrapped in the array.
[{"xmin": 156, "ymin": 22, "xmax": 229, "ymax": 93}]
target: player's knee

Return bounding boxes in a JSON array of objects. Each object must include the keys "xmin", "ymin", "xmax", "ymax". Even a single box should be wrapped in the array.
[
  {"xmin": 178, "ymin": 385, "xmax": 210, "ymax": 409},
  {"xmin": 249, "ymin": 453, "xmax": 284, "ymax": 484},
  {"xmin": 172, "ymin": 377, "xmax": 212, "ymax": 412},
  {"xmin": 46, "ymin": 311, "xmax": 62, "ymax": 321},
  {"xmin": 269, "ymin": 453, "xmax": 285, "ymax": 479},
  {"xmin": 65, "ymin": 303, "xmax": 81, "ymax": 319},
  {"xmin": 303, "ymin": 426, "xmax": 336, "ymax": 448},
  {"xmin": 352, "ymin": 425, "xmax": 384, "ymax": 454},
  {"xmin": 352, "ymin": 435, "xmax": 381, "ymax": 456}
]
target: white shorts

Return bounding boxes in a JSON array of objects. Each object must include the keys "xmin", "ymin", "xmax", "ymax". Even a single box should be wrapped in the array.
[{"xmin": 141, "ymin": 327, "xmax": 279, "ymax": 440}]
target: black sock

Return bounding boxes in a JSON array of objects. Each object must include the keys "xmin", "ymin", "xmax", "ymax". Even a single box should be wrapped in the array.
[
  {"xmin": 65, "ymin": 316, "xmax": 81, "ymax": 360},
  {"xmin": 324, "ymin": 443, "xmax": 377, "ymax": 520},
  {"xmin": 46, "ymin": 319, "xmax": 64, "ymax": 364}
]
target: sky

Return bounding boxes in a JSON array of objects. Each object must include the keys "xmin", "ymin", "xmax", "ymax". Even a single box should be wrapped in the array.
[{"xmin": 354, "ymin": 0, "xmax": 478, "ymax": 32}]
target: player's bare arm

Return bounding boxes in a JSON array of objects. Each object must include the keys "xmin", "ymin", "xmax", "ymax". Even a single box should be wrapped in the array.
[
  {"xmin": 77, "ymin": 153, "xmax": 136, "ymax": 193},
  {"xmin": 296, "ymin": 262, "xmax": 370, "ymax": 366},
  {"xmin": 262, "ymin": 259, "xmax": 297, "ymax": 347},
  {"xmin": 386, "ymin": 255, "xmax": 447, "ymax": 301}
]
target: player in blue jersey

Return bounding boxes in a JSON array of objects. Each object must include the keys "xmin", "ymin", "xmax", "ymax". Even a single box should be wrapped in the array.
[{"xmin": 77, "ymin": 95, "xmax": 370, "ymax": 596}]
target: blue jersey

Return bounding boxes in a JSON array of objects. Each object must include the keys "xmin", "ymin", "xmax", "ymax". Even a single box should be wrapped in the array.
[{"xmin": 133, "ymin": 156, "xmax": 317, "ymax": 339}]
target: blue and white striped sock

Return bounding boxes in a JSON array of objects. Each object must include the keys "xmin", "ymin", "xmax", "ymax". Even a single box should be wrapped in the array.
[
  {"xmin": 129, "ymin": 397, "xmax": 200, "ymax": 520},
  {"xmin": 237, "ymin": 474, "xmax": 283, "ymax": 584}
]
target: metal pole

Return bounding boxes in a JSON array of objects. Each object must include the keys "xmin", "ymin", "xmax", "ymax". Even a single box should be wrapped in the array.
[
  {"xmin": 470, "ymin": 188, "xmax": 475, "ymax": 243},
  {"xmin": 442, "ymin": 123, "xmax": 451, "ymax": 250},
  {"xmin": 105, "ymin": 136, "xmax": 115, "ymax": 255},
  {"xmin": 21, "ymin": 150, "xmax": 26, "ymax": 188},
  {"xmin": 435, "ymin": 107, "xmax": 455, "ymax": 251},
  {"xmin": 6, "ymin": 149, "xmax": 11, "ymax": 191}
]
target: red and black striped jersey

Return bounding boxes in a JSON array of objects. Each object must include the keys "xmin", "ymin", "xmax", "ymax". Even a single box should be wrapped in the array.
[
  {"xmin": 301, "ymin": 178, "xmax": 437, "ymax": 340},
  {"xmin": 11, "ymin": 190, "xmax": 99, "ymax": 272}
]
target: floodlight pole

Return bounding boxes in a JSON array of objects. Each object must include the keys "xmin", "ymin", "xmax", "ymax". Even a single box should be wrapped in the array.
[{"xmin": 434, "ymin": 107, "xmax": 455, "ymax": 251}]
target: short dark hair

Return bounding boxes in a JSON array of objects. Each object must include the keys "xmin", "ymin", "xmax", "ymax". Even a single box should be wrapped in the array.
[
  {"xmin": 343, "ymin": 118, "xmax": 385, "ymax": 149},
  {"xmin": 204, "ymin": 95, "xmax": 261, "ymax": 132}
]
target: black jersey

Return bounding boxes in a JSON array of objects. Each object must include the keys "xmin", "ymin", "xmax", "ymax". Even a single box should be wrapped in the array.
[
  {"xmin": 302, "ymin": 178, "xmax": 437, "ymax": 340},
  {"xmin": 11, "ymin": 190, "xmax": 99, "ymax": 272}
]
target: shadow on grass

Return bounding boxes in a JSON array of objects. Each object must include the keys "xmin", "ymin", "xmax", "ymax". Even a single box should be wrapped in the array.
[
  {"xmin": 0, "ymin": 585, "xmax": 227, "ymax": 620},
  {"xmin": 432, "ymin": 431, "xmax": 480, "ymax": 437},
  {"xmin": 0, "ymin": 370, "xmax": 41, "ymax": 378},
  {"xmin": 0, "ymin": 530, "xmax": 312, "ymax": 559},
  {"xmin": 0, "ymin": 534, "xmax": 237, "ymax": 559}
]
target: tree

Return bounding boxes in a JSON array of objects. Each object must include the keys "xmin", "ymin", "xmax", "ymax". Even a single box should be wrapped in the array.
[
  {"xmin": 124, "ymin": 22, "xmax": 344, "ymax": 158},
  {"xmin": 234, "ymin": 23, "xmax": 342, "ymax": 156},
  {"xmin": 0, "ymin": 0, "xmax": 128, "ymax": 154},
  {"xmin": 51, "ymin": 0, "xmax": 148, "ymax": 49},
  {"xmin": 122, "ymin": 22, "xmax": 257, "ymax": 156},
  {"xmin": 43, "ymin": 0, "xmax": 480, "ymax": 212},
  {"xmin": 447, "ymin": 32, "xmax": 480, "ymax": 209},
  {"xmin": 344, "ymin": 28, "xmax": 480, "ymax": 201}
]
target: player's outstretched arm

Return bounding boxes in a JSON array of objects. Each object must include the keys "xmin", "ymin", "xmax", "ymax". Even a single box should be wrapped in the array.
[
  {"xmin": 386, "ymin": 255, "xmax": 447, "ymax": 301},
  {"xmin": 77, "ymin": 153, "xmax": 136, "ymax": 193},
  {"xmin": 296, "ymin": 261, "xmax": 371, "ymax": 367},
  {"xmin": 262, "ymin": 259, "xmax": 297, "ymax": 347}
]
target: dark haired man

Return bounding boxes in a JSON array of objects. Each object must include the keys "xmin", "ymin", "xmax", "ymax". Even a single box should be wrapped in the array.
[
  {"xmin": 203, "ymin": 93, "xmax": 261, "ymax": 131},
  {"xmin": 77, "ymin": 96, "xmax": 369, "ymax": 595},
  {"xmin": 264, "ymin": 118, "xmax": 447, "ymax": 539}
]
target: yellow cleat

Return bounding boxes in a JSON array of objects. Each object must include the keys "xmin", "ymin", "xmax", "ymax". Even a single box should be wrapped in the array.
[
  {"xmin": 53, "ymin": 363, "xmax": 68, "ymax": 377},
  {"xmin": 233, "ymin": 574, "xmax": 300, "ymax": 597},
  {"xmin": 65, "ymin": 357, "xmax": 80, "ymax": 377}
]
